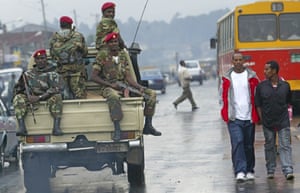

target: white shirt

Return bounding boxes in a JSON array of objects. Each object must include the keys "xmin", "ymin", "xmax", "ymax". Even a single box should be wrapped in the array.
[
  {"xmin": 178, "ymin": 66, "xmax": 191, "ymax": 88},
  {"xmin": 231, "ymin": 70, "xmax": 251, "ymax": 120}
]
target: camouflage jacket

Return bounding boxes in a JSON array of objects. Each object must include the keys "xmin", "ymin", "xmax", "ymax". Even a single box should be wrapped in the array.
[
  {"xmin": 93, "ymin": 49, "xmax": 130, "ymax": 84},
  {"xmin": 95, "ymin": 17, "xmax": 125, "ymax": 50},
  {"xmin": 49, "ymin": 28, "xmax": 88, "ymax": 66},
  {"xmin": 14, "ymin": 64, "xmax": 64, "ymax": 96}
]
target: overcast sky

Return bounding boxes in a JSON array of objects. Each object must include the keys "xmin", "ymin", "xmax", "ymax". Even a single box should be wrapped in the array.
[{"xmin": 0, "ymin": 0, "xmax": 254, "ymax": 29}]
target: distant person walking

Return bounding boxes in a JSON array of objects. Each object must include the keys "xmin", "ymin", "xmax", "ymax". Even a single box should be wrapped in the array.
[
  {"xmin": 220, "ymin": 52, "xmax": 260, "ymax": 182},
  {"xmin": 255, "ymin": 60, "xmax": 294, "ymax": 180},
  {"xmin": 173, "ymin": 60, "xmax": 198, "ymax": 111}
]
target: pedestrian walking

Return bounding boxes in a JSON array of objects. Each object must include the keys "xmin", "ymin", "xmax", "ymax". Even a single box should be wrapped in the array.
[
  {"xmin": 255, "ymin": 60, "xmax": 294, "ymax": 180},
  {"xmin": 49, "ymin": 16, "xmax": 88, "ymax": 99},
  {"xmin": 220, "ymin": 52, "xmax": 260, "ymax": 182},
  {"xmin": 173, "ymin": 60, "xmax": 199, "ymax": 111}
]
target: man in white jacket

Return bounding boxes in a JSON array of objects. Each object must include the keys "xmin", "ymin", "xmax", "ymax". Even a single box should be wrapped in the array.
[{"xmin": 173, "ymin": 60, "xmax": 198, "ymax": 111}]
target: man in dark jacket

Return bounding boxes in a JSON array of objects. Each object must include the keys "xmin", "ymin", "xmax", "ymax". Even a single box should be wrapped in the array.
[{"xmin": 255, "ymin": 60, "xmax": 294, "ymax": 180}]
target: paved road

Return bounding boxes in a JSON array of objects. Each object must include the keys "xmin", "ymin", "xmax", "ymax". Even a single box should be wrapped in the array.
[{"xmin": 1, "ymin": 79, "xmax": 300, "ymax": 193}]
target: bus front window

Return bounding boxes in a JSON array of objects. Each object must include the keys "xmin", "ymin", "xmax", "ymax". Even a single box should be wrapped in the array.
[
  {"xmin": 279, "ymin": 13, "xmax": 300, "ymax": 40},
  {"xmin": 238, "ymin": 14, "xmax": 276, "ymax": 42}
]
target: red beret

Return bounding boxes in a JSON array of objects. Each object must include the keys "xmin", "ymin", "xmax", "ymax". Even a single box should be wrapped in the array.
[
  {"xmin": 33, "ymin": 49, "xmax": 46, "ymax": 58},
  {"xmin": 104, "ymin": 32, "xmax": 119, "ymax": 42},
  {"xmin": 101, "ymin": 2, "xmax": 115, "ymax": 12},
  {"xmin": 60, "ymin": 16, "xmax": 73, "ymax": 24}
]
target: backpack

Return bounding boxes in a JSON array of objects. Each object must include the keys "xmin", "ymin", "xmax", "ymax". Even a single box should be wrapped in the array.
[{"xmin": 50, "ymin": 29, "xmax": 85, "ymax": 65}]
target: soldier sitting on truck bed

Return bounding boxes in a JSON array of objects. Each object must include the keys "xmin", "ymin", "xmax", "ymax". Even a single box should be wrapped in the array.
[
  {"xmin": 91, "ymin": 32, "xmax": 162, "ymax": 141},
  {"xmin": 13, "ymin": 49, "xmax": 65, "ymax": 136}
]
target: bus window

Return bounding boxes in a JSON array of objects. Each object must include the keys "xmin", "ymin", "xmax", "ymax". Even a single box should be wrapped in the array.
[
  {"xmin": 279, "ymin": 13, "xmax": 300, "ymax": 40},
  {"xmin": 238, "ymin": 14, "xmax": 276, "ymax": 42}
]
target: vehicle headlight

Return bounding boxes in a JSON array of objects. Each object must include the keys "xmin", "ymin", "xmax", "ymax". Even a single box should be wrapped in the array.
[{"xmin": 148, "ymin": 80, "xmax": 154, "ymax": 84}]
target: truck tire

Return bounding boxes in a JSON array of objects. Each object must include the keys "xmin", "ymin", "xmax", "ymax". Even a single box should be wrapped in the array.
[
  {"xmin": 127, "ymin": 162, "xmax": 145, "ymax": 185},
  {"xmin": 0, "ymin": 145, "xmax": 5, "ymax": 171},
  {"xmin": 22, "ymin": 153, "xmax": 51, "ymax": 193}
]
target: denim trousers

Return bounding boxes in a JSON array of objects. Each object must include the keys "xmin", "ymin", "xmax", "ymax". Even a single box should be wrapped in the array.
[
  {"xmin": 228, "ymin": 119, "xmax": 255, "ymax": 175},
  {"xmin": 263, "ymin": 126, "xmax": 293, "ymax": 175}
]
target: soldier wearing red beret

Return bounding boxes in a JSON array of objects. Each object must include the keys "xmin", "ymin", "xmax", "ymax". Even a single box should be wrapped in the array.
[
  {"xmin": 101, "ymin": 2, "xmax": 115, "ymax": 12},
  {"xmin": 49, "ymin": 15, "xmax": 88, "ymax": 100},
  {"xmin": 60, "ymin": 16, "xmax": 73, "ymax": 24},
  {"xmin": 13, "ymin": 49, "xmax": 64, "ymax": 136},
  {"xmin": 103, "ymin": 32, "xmax": 118, "ymax": 43},
  {"xmin": 96, "ymin": 2, "xmax": 126, "ymax": 50},
  {"xmin": 33, "ymin": 49, "xmax": 46, "ymax": 58},
  {"xmin": 91, "ymin": 32, "xmax": 162, "ymax": 141}
]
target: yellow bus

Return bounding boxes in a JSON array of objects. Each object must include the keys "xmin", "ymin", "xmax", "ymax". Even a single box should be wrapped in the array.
[{"xmin": 210, "ymin": 0, "xmax": 300, "ymax": 111}]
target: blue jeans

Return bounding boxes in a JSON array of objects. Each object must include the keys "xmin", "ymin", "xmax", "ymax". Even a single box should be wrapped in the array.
[
  {"xmin": 263, "ymin": 126, "xmax": 293, "ymax": 175},
  {"xmin": 228, "ymin": 119, "xmax": 255, "ymax": 175}
]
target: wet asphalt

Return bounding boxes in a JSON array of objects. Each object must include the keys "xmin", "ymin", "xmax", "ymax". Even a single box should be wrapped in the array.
[{"xmin": 1, "ymin": 79, "xmax": 300, "ymax": 193}]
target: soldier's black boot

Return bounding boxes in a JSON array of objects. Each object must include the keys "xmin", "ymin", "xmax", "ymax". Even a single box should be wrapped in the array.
[
  {"xmin": 16, "ymin": 118, "xmax": 27, "ymax": 136},
  {"xmin": 143, "ymin": 116, "xmax": 162, "ymax": 136},
  {"xmin": 113, "ymin": 121, "xmax": 121, "ymax": 141},
  {"xmin": 52, "ymin": 117, "xmax": 63, "ymax": 136}
]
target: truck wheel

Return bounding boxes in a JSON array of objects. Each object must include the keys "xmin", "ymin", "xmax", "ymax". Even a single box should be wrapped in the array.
[
  {"xmin": 22, "ymin": 153, "xmax": 51, "ymax": 193},
  {"xmin": 0, "ymin": 145, "xmax": 5, "ymax": 171},
  {"xmin": 127, "ymin": 163, "xmax": 145, "ymax": 185}
]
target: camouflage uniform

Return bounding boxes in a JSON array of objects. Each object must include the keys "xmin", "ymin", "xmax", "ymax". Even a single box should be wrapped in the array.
[
  {"xmin": 95, "ymin": 17, "xmax": 125, "ymax": 50},
  {"xmin": 49, "ymin": 28, "xmax": 88, "ymax": 99},
  {"xmin": 93, "ymin": 49, "xmax": 156, "ymax": 121},
  {"xmin": 13, "ymin": 64, "xmax": 64, "ymax": 119}
]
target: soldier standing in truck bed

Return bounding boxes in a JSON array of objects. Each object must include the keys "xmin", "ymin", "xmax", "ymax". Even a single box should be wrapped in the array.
[
  {"xmin": 96, "ymin": 2, "xmax": 126, "ymax": 50},
  {"xmin": 13, "ymin": 49, "xmax": 64, "ymax": 136},
  {"xmin": 49, "ymin": 16, "xmax": 88, "ymax": 99},
  {"xmin": 91, "ymin": 32, "xmax": 162, "ymax": 141}
]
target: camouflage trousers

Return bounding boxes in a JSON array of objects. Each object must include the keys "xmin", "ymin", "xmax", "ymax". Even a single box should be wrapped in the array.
[
  {"xmin": 102, "ymin": 87, "xmax": 156, "ymax": 121},
  {"xmin": 61, "ymin": 71, "xmax": 86, "ymax": 99},
  {"xmin": 13, "ymin": 93, "xmax": 63, "ymax": 119}
]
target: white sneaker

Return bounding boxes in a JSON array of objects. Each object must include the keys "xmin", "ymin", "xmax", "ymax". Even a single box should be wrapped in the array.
[
  {"xmin": 236, "ymin": 172, "xmax": 246, "ymax": 182},
  {"xmin": 246, "ymin": 172, "xmax": 255, "ymax": 180}
]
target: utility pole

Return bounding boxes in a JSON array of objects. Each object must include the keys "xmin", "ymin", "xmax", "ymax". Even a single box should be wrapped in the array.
[{"xmin": 41, "ymin": 0, "xmax": 48, "ymax": 48}]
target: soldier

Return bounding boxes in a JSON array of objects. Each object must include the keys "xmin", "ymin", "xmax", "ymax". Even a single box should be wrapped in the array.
[
  {"xmin": 96, "ymin": 2, "xmax": 126, "ymax": 50},
  {"xmin": 91, "ymin": 32, "xmax": 161, "ymax": 141},
  {"xmin": 13, "ymin": 49, "xmax": 64, "ymax": 136},
  {"xmin": 49, "ymin": 16, "xmax": 88, "ymax": 99}
]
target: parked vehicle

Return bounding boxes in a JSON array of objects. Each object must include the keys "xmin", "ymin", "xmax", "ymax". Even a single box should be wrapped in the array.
[
  {"xmin": 0, "ymin": 68, "xmax": 23, "ymax": 109},
  {"xmin": 141, "ymin": 69, "xmax": 166, "ymax": 94},
  {"xmin": 0, "ymin": 97, "xmax": 19, "ymax": 171},
  {"xmin": 176, "ymin": 60, "xmax": 204, "ymax": 86}
]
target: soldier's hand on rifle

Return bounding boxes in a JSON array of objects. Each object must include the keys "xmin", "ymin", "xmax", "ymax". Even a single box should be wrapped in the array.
[
  {"xmin": 123, "ymin": 88, "xmax": 130, "ymax": 97},
  {"xmin": 111, "ymin": 82, "xmax": 121, "ymax": 90},
  {"xmin": 28, "ymin": 95, "xmax": 40, "ymax": 103},
  {"xmin": 139, "ymin": 86, "xmax": 145, "ymax": 94}
]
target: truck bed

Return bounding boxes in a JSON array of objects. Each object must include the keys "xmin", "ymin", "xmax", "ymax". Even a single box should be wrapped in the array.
[{"xmin": 23, "ymin": 97, "xmax": 144, "ymax": 143}]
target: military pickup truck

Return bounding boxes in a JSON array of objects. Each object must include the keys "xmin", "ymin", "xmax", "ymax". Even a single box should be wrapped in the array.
[{"xmin": 20, "ymin": 44, "xmax": 146, "ymax": 192}]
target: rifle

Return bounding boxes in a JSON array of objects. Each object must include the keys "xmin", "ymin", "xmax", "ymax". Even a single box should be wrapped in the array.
[
  {"xmin": 115, "ymin": 81, "xmax": 157, "ymax": 102},
  {"xmin": 22, "ymin": 74, "xmax": 37, "ymax": 124}
]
